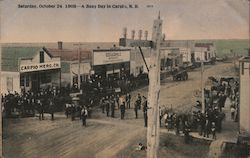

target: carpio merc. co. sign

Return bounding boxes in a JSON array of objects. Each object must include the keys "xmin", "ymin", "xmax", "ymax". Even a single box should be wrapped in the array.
[{"xmin": 19, "ymin": 61, "xmax": 61, "ymax": 72}]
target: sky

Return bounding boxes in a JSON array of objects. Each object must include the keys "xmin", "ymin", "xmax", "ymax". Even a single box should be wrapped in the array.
[{"xmin": 0, "ymin": 0, "xmax": 249, "ymax": 43}]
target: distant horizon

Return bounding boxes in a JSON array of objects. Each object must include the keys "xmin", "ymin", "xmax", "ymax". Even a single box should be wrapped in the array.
[{"xmin": 1, "ymin": 38, "xmax": 249, "ymax": 44}]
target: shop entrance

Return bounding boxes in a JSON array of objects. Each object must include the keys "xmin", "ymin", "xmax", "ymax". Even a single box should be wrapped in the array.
[{"xmin": 31, "ymin": 73, "xmax": 40, "ymax": 92}]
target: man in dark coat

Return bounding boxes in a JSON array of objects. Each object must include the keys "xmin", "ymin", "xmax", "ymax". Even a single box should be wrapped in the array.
[
  {"xmin": 142, "ymin": 96, "xmax": 148, "ymax": 127},
  {"xmin": 71, "ymin": 104, "xmax": 76, "ymax": 121},
  {"xmin": 101, "ymin": 97, "xmax": 105, "ymax": 114},
  {"xmin": 134, "ymin": 100, "xmax": 139, "ymax": 119},
  {"xmin": 111, "ymin": 96, "xmax": 115, "ymax": 118},
  {"xmin": 126, "ymin": 93, "xmax": 131, "ymax": 109},
  {"xmin": 120, "ymin": 101, "xmax": 125, "ymax": 119},
  {"xmin": 37, "ymin": 99, "xmax": 44, "ymax": 120},
  {"xmin": 81, "ymin": 107, "xmax": 88, "ymax": 126},
  {"xmin": 49, "ymin": 98, "xmax": 55, "ymax": 121},
  {"xmin": 106, "ymin": 98, "xmax": 110, "ymax": 117}
]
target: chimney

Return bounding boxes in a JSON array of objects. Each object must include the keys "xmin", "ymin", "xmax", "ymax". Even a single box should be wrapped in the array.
[
  {"xmin": 162, "ymin": 33, "xmax": 166, "ymax": 41},
  {"xmin": 138, "ymin": 30, "xmax": 142, "ymax": 40},
  {"xmin": 131, "ymin": 30, "xmax": 135, "ymax": 40},
  {"xmin": 123, "ymin": 27, "xmax": 127, "ymax": 39},
  {"xmin": 58, "ymin": 41, "xmax": 63, "ymax": 50},
  {"xmin": 144, "ymin": 30, "xmax": 148, "ymax": 40}
]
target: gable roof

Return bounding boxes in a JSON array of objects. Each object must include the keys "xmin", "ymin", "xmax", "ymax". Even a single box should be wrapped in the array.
[{"xmin": 1, "ymin": 47, "xmax": 41, "ymax": 72}]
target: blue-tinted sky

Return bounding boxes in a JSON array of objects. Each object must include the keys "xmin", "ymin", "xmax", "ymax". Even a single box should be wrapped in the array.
[{"xmin": 0, "ymin": 0, "xmax": 249, "ymax": 42}]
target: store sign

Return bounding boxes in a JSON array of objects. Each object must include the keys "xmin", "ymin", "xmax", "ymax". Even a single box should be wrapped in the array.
[
  {"xmin": 93, "ymin": 50, "xmax": 130, "ymax": 65},
  {"xmin": 19, "ymin": 61, "xmax": 61, "ymax": 72}
]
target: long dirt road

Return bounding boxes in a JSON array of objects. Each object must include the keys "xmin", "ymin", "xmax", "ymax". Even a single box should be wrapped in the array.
[{"xmin": 3, "ymin": 62, "xmax": 238, "ymax": 158}]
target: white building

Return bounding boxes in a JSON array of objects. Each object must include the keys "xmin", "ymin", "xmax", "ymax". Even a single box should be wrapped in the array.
[
  {"xmin": 180, "ymin": 47, "xmax": 192, "ymax": 64},
  {"xmin": 194, "ymin": 43, "xmax": 216, "ymax": 63},
  {"xmin": 70, "ymin": 61, "xmax": 91, "ymax": 87},
  {"xmin": 1, "ymin": 47, "xmax": 61, "ymax": 94},
  {"xmin": 239, "ymin": 56, "xmax": 250, "ymax": 134},
  {"xmin": 91, "ymin": 48, "xmax": 131, "ymax": 79}
]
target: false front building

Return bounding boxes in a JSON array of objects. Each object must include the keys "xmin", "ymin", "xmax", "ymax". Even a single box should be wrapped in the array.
[
  {"xmin": 1, "ymin": 47, "xmax": 61, "ymax": 94},
  {"xmin": 91, "ymin": 48, "xmax": 131, "ymax": 80}
]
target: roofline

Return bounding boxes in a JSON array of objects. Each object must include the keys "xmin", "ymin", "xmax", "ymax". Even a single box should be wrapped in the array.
[
  {"xmin": 93, "ymin": 49, "xmax": 131, "ymax": 52},
  {"xmin": 239, "ymin": 56, "xmax": 250, "ymax": 62}
]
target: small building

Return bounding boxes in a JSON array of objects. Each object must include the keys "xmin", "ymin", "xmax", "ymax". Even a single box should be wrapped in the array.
[
  {"xmin": 1, "ymin": 47, "xmax": 61, "ymax": 94},
  {"xmin": 180, "ymin": 47, "xmax": 192, "ymax": 66},
  {"xmin": 239, "ymin": 56, "xmax": 250, "ymax": 135},
  {"xmin": 70, "ymin": 61, "xmax": 91, "ymax": 87},
  {"xmin": 160, "ymin": 47, "xmax": 183, "ymax": 70},
  {"xmin": 193, "ymin": 43, "xmax": 216, "ymax": 63}
]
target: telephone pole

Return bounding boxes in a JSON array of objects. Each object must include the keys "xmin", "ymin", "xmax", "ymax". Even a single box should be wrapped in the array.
[
  {"xmin": 147, "ymin": 12, "xmax": 162, "ymax": 158},
  {"xmin": 201, "ymin": 59, "xmax": 205, "ymax": 113},
  {"xmin": 73, "ymin": 43, "xmax": 85, "ymax": 91},
  {"xmin": 200, "ymin": 48, "xmax": 205, "ymax": 113}
]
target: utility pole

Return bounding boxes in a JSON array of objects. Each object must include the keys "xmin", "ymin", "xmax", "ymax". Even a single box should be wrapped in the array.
[
  {"xmin": 201, "ymin": 59, "xmax": 205, "ymax": 113},
  {"xmin": 147, "ymin": 12, "xmax": 162, "ymax": 158},
  {"xmin": 73, "ymin": 43, "xmax": 85, "ymax": 91},
  {"xmin": 200, "ymin": 47, "xmax": 205, "ymax": 113},
  {"xmin": 0, "ymin": 43, "xmax": 3, "ymax": 158}
]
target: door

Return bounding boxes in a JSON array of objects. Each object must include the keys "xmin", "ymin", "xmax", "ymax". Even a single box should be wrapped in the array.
[{"xmin": 31, "ymin": 73, "xmax": 40, "ymax": 92}]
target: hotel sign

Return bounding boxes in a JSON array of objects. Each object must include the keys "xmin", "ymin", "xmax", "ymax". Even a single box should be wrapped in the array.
[
  {"xmin": 19, "ymin": 61, "xmax": 61, "ymax": 72},
  {"xmin": 93, "ymin": 50, "xmax": 130, "ymax": 65}
]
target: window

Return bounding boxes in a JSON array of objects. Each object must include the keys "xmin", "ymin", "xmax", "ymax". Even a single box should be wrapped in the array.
[
  {"xmin": 242, "ymin": 62, "xmax": 244, "ymax": 75},
  {"xmin": 26, "ymin": 76, "xmax": 30, "ymax": 87},
  {"xmin": 40, "ymin": 51, "xmax": 44, "ymax": 63},
  {"xmin": 7, "ymin": 77, "xmax": 13, "ymax": 91},
  {"xmin": 20, "ymin": 75, "xmax": 25, "ymax": 86},
  {"xmin": 20, "ymin": 75, "xmax": 30, "ymax": 87},
  {"xmin": 40, "ymin": 72, "xmax": 51, "ymax": 84}
]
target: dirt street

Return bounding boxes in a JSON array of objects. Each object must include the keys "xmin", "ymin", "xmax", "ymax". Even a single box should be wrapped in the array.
[{"xmin": 3, "ymin": 62, "xmax": 237, "ymax": 158}]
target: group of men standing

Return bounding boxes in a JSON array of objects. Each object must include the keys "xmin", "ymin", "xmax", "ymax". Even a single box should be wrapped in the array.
[
  {"xmin": 2, "ymin": 90, "xmax": 57, "ymax": 120},
  {"xmin": 100, "ymin": 93, "xmax": 131, "ymax": 119},
  {"xmin": 99, "ymin": 93, "xmax": 149, "ymax": 127},
  {"xmin": 134, "ymin": 93, "xmax": 148, "ymax": 127}
]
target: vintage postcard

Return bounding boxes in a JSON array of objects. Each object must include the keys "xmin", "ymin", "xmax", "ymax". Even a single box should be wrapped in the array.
[{"xmin": 0, "ymin": 0, "xmax": 249, "ymax": 158}]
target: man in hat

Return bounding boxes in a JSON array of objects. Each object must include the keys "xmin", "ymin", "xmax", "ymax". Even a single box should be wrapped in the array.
[
  {"xmin": 106, "ymin": 96, "xmax": 110, "ymax": 117},
  {"xmin": 125, "ymin": 93, "xmax": 131, "ymax": 109},
  {"xmin": 120, "ymin": 100, "xmax": 126, "ymax": 119},
  {"xmin": 110, "ymin": 96, "xmax": 115, "ymax": 118},
  {"xmin": 134, "ymin": 100, "xmax": 139, "ymax": 119},
  {"xmin": 142, "ymin": 96, "xmax": 148, "ymax": 127},
  {"xmin": 81, "ymin": 106, "xmax": 88, "ymax": 126}
]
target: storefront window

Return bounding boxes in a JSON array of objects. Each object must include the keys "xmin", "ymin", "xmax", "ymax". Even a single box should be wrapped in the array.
[
  {"xmin": 26, "ymin": 76, "xmax": 30, "ymax": 87},
  {"xmin": 40, "ymin": 72, "xmax": 51, "ymax": 83},
  {"xmin": 20, "ymin": 75, "xmax": 25, "ymax": 86},
  {"xmin": 7, "ymin": 77, "xmax": 13, "ymax": 91}
]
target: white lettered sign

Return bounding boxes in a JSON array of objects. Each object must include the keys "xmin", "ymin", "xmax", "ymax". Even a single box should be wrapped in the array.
[
  {"xmin": 93, "ymin": 50, "xmax": 130, "ymax": 66},
  {"xmin": 19, "ymin": 61, "xmax": 61, "ymax": 72}
]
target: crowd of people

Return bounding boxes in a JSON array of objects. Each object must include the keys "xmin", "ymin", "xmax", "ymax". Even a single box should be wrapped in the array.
[
  {"xmin": 1, "ymin": 88, "xmax": 62, "ymax": 120},
  {"xmin": 97, "ymin": 93, "xmax": 150, "ymax": 127},
  {"xmin": 1, "ymin": 74, "xmax": 240, "ymax": 143},
  {"xmin": 160, "ymin": 76, "xmax": 239, "ymax": 142}
]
